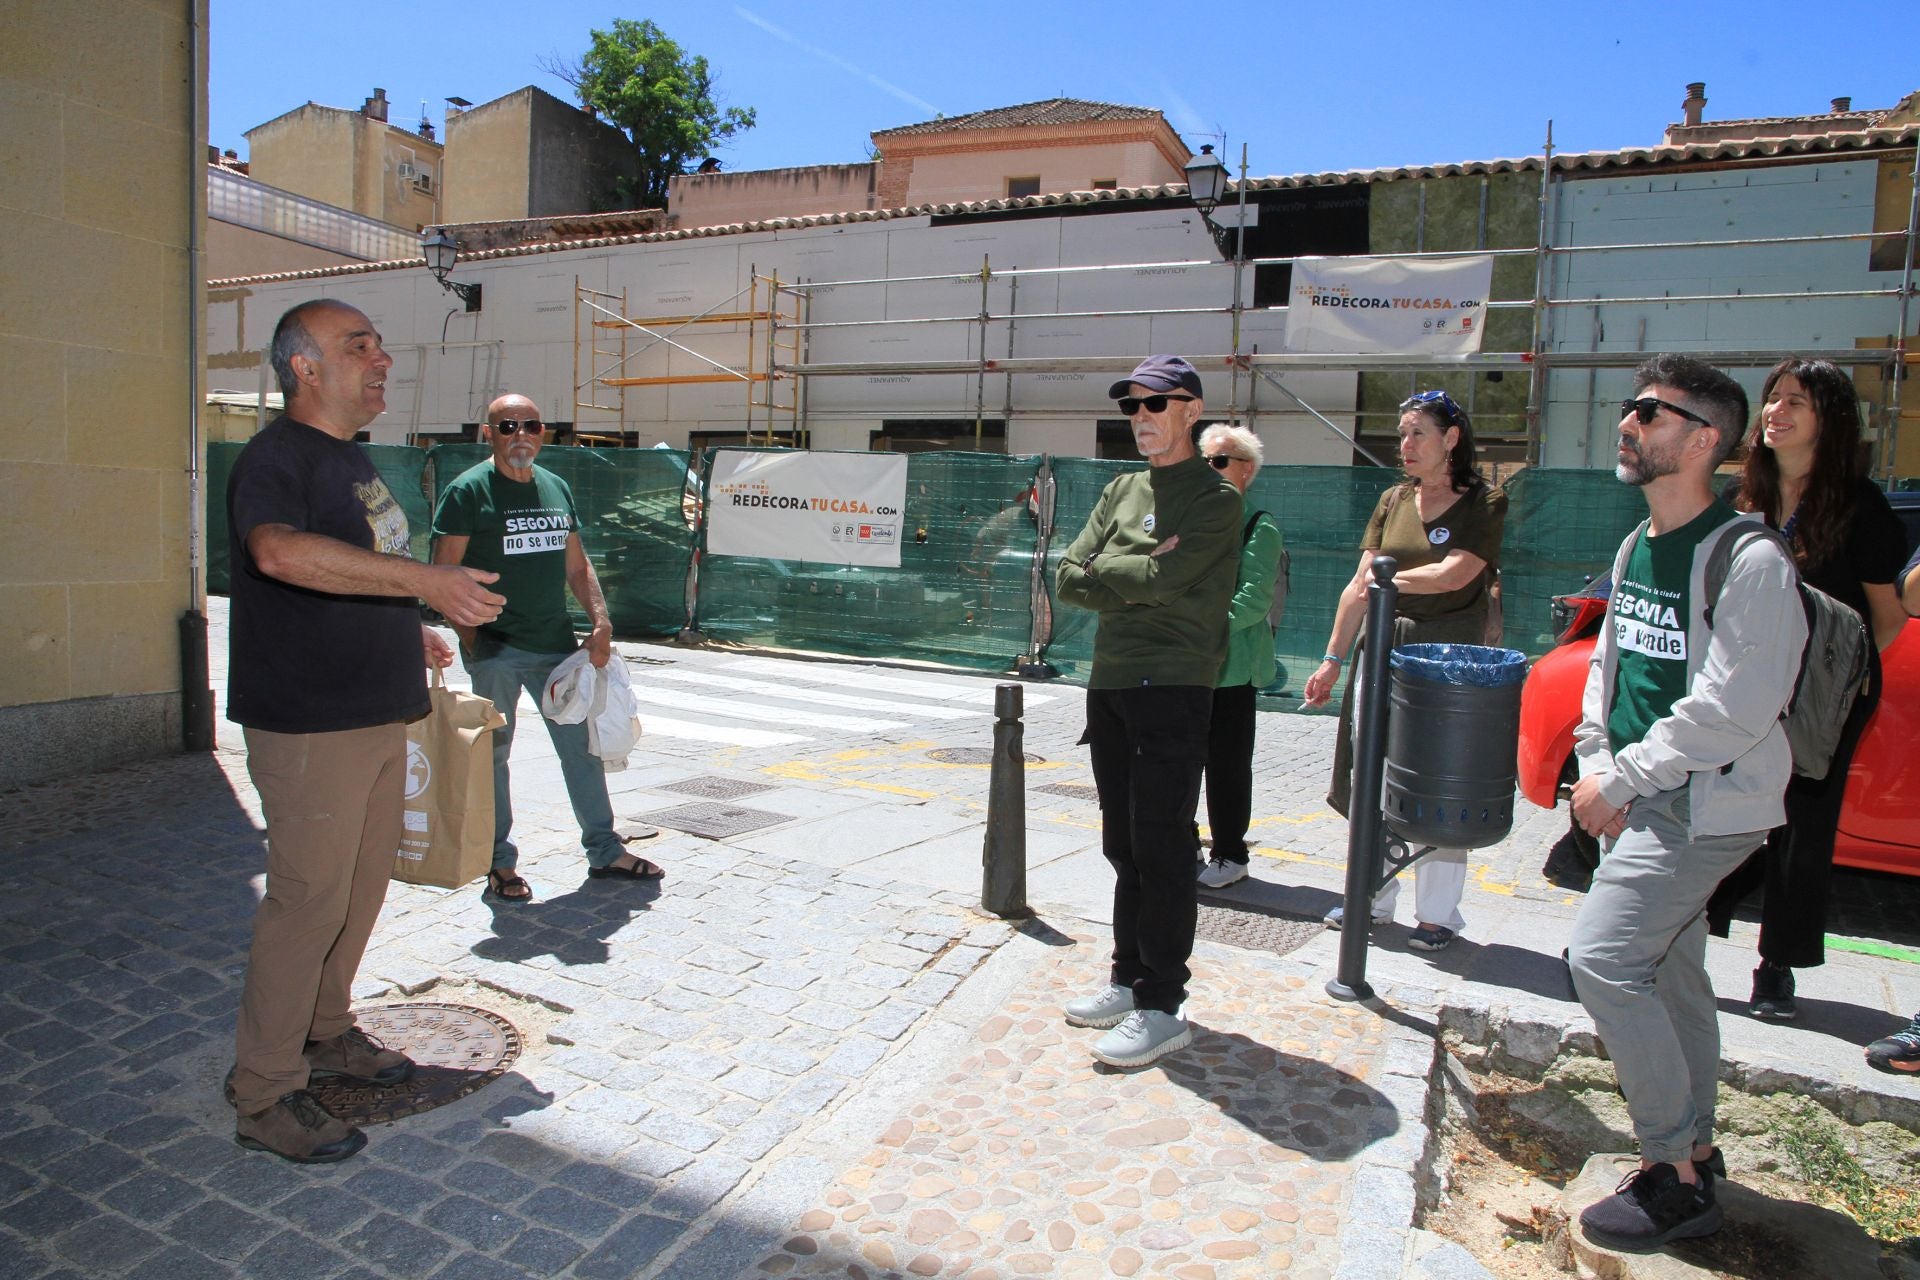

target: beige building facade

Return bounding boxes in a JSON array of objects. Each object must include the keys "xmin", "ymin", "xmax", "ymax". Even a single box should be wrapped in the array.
[
  {"xmin": 873, "ymin": 99, "xmax": 1190, "ymax": 208},
  {"xmin": 667, "ymin": 99, "xmax": 1191, "ymax": 229},
  {"xmin": 440, "ymin": 86, "xmax": 641, "ymax": 224},
  {"xmin": 0, "ymin": 0, "xmax": 209, "ymax": 785},
  {"xmin": 246, "ymin": 89, "xmax": 442, "ymax": 231}
]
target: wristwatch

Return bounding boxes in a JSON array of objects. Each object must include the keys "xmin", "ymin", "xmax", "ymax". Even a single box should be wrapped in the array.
[{"xmin": 1080, "ymin": 553, "xmax": 1098, "ymax": 574}]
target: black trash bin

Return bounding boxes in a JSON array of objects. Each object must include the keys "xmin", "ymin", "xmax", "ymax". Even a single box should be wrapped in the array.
[{"xmin": 1382, "ymin": 643, "xmax": 1527, "ymax": 850}]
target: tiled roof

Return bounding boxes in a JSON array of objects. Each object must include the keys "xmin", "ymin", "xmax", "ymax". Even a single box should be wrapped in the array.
[
  {"xmin": 206, "ymin": 124, "xmax": 1919, "ymax": 288},
  {"xmin": 873, "ymin": 99, "xmax": 1162, "ymax": 138}
]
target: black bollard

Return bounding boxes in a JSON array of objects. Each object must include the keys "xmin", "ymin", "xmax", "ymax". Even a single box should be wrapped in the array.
[
  {"xmin": 1327, "ymin": 556, "xmax": 1399, "ymax": 1002},
  {"xmin": 981, "ymin": 683, "xmax": 1031, "ymax": 918}
]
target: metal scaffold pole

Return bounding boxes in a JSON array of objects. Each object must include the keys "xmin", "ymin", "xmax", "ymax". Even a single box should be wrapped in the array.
[{"xmin": 1525, "ymin": 121, "xmax": 1556, "ymax": 466}]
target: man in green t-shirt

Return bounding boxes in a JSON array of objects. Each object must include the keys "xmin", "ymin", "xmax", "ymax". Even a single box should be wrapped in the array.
[
  {"xmin": 431, "ymin": 394, "xmax": 663, "ymax": 903},
  {"xmin": 1566, "ymin": 355, "xmax": 1804, "ymax": 1254}
]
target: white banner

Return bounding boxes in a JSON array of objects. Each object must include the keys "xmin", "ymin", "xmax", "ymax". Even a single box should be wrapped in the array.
[
  {"xmin": 1284, "ymin": 255, "xmax": 1494, "ymax": 355},
  {"xmin": 706, "ymin": 449, "xmax": 909, "ymax": 567}
]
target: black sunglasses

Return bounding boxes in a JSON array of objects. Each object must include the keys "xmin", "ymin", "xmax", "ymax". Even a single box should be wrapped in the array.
[
  {"xmin": 1620, "ymin": 397, "xmax": 1712, "ymax": 429},
  {"xmin": 1206, "ymin": 454, "xmax": 1244, "ymax": 470},
  {"xmin": 1117, "ymin": 393, "xmax": 1196, "ymax": 416},
  {"xmin": 493, "ymin": 419, "xmax": 545, "ymax": 436}
]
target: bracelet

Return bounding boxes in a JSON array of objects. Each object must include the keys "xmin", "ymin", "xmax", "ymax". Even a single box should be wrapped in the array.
[{"xmin": 1321, "ymin": 653, "xmax": 1343, "ymax": 665}]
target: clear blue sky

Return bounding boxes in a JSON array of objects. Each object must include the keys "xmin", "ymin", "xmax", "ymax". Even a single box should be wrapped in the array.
[{"xmin": 211, "ymin": 1, "xmax": 1918, "ymax": 180}]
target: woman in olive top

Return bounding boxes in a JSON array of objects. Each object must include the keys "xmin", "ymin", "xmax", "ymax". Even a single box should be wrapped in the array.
[
  {"xmin": 1706, "ymin": 358, "xmax": 1909, "ymax": 1020},
  {"xmin": 1195, "ymin": 424, "xmax": 1282, "ymax": 890},
  {"xmin": 1302, "ymin": 390, "xmax": 1507, "ymax": 952}
]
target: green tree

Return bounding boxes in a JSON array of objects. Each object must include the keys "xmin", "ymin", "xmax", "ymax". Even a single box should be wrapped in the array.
[{"xmin": 543, "ymin": 19, "xmax": 756, "ymax": 210}]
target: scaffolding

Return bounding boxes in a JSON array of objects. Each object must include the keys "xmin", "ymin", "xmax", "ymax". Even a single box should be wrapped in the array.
[
  {"xmin": 754, "ymin": 136, "xmax": 1920, "ymax": 477},
  {"xmin": 572, "ymin": 272, "xmax": 807, "ymax": 446},
  {"xmin": 557, "ymin": 136, "xmax": 1919, "ymax": 476}
]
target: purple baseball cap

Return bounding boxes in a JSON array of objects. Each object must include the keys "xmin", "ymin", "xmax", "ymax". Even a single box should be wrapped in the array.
[{"xmin": 1108, "ymin": 354, "xmax": 1203, "ymax": 400}]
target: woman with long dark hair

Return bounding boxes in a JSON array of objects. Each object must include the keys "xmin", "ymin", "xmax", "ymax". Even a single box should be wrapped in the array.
[
  {"xmin": 1303, "ymin": 390, "xmax": 1507, "ymax": 952},
  {"xmin": 1708, "ymin": 358, "xmax": 1908, "ymax": 1019}
]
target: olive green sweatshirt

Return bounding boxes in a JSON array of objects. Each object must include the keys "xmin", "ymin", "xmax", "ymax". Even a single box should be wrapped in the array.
[{"xmin": 1054, "ymin": 454, "xmax": 1243, "ymax": 689}]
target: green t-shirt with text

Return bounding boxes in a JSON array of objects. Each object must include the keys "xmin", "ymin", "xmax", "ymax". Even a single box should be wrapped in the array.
[
  {"xmin": 432, "ymin": 461, "xmax": 581, "ymax": 657},
  {"xmin": 1607, "ymin": 500, "xmax": 1737, "ymax": 753}
]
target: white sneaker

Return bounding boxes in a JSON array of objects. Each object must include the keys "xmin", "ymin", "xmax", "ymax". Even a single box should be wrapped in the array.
[
  {"xmin": 1063, "ymin": 983, "xmax": 1134, "ymax": 1028},
  {"xmin": 1197, "ymin": 858, "xmax": 1248, "ymax": 889},
  {"xmin": 1092, "ymin": 1009, "xmax": 1192, "ymax": 1068},
  {"xmin": 1324, "ymin": 903, "xmax": 1391, "ymax": 929}
]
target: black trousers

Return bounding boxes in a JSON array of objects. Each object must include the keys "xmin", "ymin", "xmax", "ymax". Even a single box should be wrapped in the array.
[
  {"xmin": 1706, "ymin": 647, "xmax": 1883, "ymax": 968},
  {"xmin": 1085, "ymin": 684, "xmax": 1212, "ymax": 1014},
  {"xmin": 1204, "ymin": 684, "xmax": 1258, "ymax": 864}
]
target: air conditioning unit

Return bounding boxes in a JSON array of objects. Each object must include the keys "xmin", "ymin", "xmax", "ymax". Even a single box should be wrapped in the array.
[{"xmin": 397, "ymin": 161, "xmax": 417, "ymax": 180}]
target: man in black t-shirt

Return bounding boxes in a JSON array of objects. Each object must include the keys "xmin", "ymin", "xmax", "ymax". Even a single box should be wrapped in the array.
[{"xmin": 226, "ymin": 300, "xmax": 505, "ymax": 1163}]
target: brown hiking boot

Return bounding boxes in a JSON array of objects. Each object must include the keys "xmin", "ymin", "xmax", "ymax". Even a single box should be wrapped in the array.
[
  {"xmin": 235, "ymin": 1090, "xmax": 367, "ymax": 1163},
  {"xmin": 306, "ymin": 1026, "xmax": 415, "ymax": 1087}
]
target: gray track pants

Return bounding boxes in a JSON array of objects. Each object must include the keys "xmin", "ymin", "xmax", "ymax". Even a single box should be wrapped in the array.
[{"xmin": 1567, "ymin": 784, "xmax": 1765, "ymax": 1165}]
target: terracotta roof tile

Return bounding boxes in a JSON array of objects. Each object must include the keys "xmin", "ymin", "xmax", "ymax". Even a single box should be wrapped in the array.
[
  {"xmin": 873, "ymin": 98, "xmax": 1162, "ymax": 137},
  {"xmin": 206, "ymin": 124, "xmax": 1919, "ymax": 288}
]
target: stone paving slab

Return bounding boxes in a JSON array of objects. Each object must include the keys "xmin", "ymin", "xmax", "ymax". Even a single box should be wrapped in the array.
[{"xmin": 746, "ymin": 935, "xmax": 1436, "ymax": 1280}]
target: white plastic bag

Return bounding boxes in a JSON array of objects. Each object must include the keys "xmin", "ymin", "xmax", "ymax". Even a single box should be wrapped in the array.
[{"xmin": 541, "ymin": 649, "xmax": 641, "ymax": 771}]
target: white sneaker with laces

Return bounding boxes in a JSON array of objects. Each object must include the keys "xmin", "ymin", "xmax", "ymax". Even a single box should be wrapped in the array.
[
  {"xmin": 1324, "ymin": 903, "xmax": 1392, "ymax": 929},
  {"xmin": 1197, "ymin": 858, "xmax": 1248, "ymax": 889},
  {"xmin": 1063, "ymin": 983, "xmax": 1134, "ymax": 1028},
  {"xmin": 1092, "ymin": 1009, "xmax": 1192, "ymax": 1068}
]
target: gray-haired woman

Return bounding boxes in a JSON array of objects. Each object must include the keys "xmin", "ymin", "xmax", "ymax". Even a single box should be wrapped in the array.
[{"xmin": 1195, "ymin": 424, "xmax": 1282, "ymax": 889}]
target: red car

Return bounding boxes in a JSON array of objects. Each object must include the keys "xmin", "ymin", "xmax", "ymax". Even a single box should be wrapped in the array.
[{"xmin": 1516, "ymin": 494, "xmax": 1920, "ymax": 878}]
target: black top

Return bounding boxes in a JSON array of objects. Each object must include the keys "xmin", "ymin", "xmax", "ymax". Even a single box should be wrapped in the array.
[
  {"xmin": 1720, "ymin": 474, "xmax": 1906, "ymax": 620},
  {"xmin": 226, "ymin": 416, "xmax": 428, "ymax": 734}
]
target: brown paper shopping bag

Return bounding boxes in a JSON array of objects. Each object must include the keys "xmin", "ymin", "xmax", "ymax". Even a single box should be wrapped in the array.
[{"xmin": 395, "ymin": 669, "xmax": 506, "ymax": 889}]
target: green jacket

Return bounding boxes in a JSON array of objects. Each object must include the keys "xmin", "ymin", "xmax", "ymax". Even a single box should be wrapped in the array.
[
  {"xmin": 1218, "ymin": 508, "xmax": 1281, "ymax": 689},
  {"xmin": 1055, "ymin": 454, "xmax": 1242, "ymax": 689}
]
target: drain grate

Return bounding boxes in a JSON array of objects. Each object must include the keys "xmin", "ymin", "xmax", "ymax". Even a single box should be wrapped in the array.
[
  {"xmin": 927, "ymin": 747, "xmax": 1044, "ymax": 765},
  {"xmin": 1192, "ymin": 901, "xmax": 1325, "ymax": 959},
  {"xmin": 637, "ymin": 801, "xmax": 787, "ymax": 839},
  {"xmin": 307, "ymin": 1003, "xmax": 521, "ymax": 1124},
  {"xmin": 1034, "ymin": 782, "xmax": 1100, "ymax": 802},
  {"xmin": 659, "ymin": 775, "xmax": 777, "ymax": 801}
]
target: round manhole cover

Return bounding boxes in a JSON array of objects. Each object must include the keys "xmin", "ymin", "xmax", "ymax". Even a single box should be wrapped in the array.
[
  {"xmin": 927, "ymin": 747, "xmax": 1044, "ymax": 765},
  {"xmin": 307, "ymin": 1002, "xmax": 522, "ymax": 1125}
]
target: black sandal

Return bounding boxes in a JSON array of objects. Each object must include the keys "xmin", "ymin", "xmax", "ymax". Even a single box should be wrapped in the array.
[
  {"xmin": 485, "ymin": 869, "xmax": 534, "ymax": 903},
  {"xmin": 588, "ymin": 855, "xmax": 665, "ymax": 881}
]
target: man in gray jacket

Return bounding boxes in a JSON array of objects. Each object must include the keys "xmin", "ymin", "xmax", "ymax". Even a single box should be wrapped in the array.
[{"xmin": 1567, "ymin": 354, "xmax": 1805, "ymax": 1252}]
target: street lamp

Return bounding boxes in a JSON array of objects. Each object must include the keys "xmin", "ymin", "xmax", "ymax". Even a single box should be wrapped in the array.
[
  {"xmin": 1183, "ymin": 144, "xmax": 1233, "ymax": 255},
  {"xmin": 420, "ymin": 227, "xmax": 482, "ymax": 311}
]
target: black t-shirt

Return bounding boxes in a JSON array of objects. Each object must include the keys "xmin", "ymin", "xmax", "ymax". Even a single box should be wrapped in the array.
[
  {"xmin": 1722, "ymin": 474, "xmax": 1906, "ymax": 619},
  {"xmin": 226, "ymin": 415, "xmax": 428, "ymax": 734}
]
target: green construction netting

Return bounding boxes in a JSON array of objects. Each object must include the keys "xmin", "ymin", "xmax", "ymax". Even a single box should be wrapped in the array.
[
  {"xmin": 1041, "ymin": 464, "xmax": 1649, "ymax": 702},
  {"xmin": 427, "ymin": 444, "xmax": 697, "ymax": 639},
  {"xmin": 693, "ymin": 449, "xmax": 1043, "ymax": 671},
  {"xmin": 204, "ymin": 441, "xmax": 430, "ymax": 595},
  {"xmin": 200, "ymin": 441, "xmax": 1671, "ymax": 702}
]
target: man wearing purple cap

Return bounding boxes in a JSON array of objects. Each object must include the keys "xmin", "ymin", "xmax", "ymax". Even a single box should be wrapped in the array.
[{"xmin": 1055, "ymin": 355, "xmax": 1242, "ymax": 1068}]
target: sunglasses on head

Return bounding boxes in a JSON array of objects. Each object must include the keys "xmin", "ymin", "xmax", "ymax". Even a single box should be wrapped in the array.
[
  {"xmin": 1206, "ymin": 454, "xmax": 1245, "ymax": 470},
  {"xmin": 493, "ymin": 419, "xmax": 545, "ymax": 436},
  {"xmin": 1117, "ymin": 393, "xmax": 1196, "ymax": 416},
  {"xmin": 1620, "ymin": 397, "xmax": 1713, "ymax": 429},
  {"xmin": 1406, "ymin": 389, "xmax": 1462, "ymax": 422}
]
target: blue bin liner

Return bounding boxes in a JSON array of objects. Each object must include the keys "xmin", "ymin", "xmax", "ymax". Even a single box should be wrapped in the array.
[{"xmin": 1390, "ymin": 643, "xmax": 1529, "ymax": 688}]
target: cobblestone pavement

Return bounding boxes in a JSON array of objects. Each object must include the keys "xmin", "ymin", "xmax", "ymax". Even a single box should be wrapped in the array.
[{"xmin": 1, "ymin": 600, "xmax": 1916, "ymax": 1278}]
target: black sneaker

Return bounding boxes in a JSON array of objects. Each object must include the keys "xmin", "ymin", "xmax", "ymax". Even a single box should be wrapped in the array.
[
  {"xmin": 1579, "ymin": 1163, "xmax": 1721, "ymax": 1252},
  {"xmin": 1750, "ymin": 963, "xmax": 1797, "ymax": 1021},
  {"xmin": 1864, "ymin": 1014, "xmax": 1920, "ymax": 1074},
  {"xmin": 1693, "ymin": 1146, "xmax": 1726, "ymax": 1184}
]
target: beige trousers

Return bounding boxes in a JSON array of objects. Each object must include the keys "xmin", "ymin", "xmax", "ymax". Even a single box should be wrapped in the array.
[{"xmin": 230, "ymin": 722, "xmax": 405, "ymax": 1115}]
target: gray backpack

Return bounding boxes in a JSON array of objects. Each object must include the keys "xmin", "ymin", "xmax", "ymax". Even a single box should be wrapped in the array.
[
  {"xmin": 1244, "ymin": 511, "xmax": 1289, "ymax": 629},
  {"xmin": 1701, "ymin": 520, "xmax": 1871, "ymax": 781}
]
